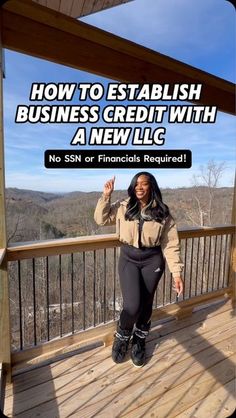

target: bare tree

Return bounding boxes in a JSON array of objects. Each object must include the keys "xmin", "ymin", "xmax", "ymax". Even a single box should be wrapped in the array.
[
  {"xmin": 185, "ymin": 160, "xmax": 226, "ymax": 227},
  {"xmin": 6, "ymin": 198, "xmax": 25, "ymax": 244},
  {"xmin": 184, "ymin": 160, "xmax": 228, "ymax": 297}
]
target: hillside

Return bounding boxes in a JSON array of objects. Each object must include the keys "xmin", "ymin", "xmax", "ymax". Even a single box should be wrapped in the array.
[{"xmin": 5, "ymin": 186, "xmax": 234, "ymax": 244}]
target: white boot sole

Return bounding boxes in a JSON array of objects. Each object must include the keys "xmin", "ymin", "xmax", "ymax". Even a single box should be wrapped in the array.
[{"xmin": 130, "ymin": 358, "xmax": 145, "ymax": 368}]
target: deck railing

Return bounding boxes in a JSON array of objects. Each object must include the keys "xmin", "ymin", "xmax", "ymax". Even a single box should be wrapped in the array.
[{"xmin": 5, "ymin": 225, "xmax": 234, "ymax": 362}]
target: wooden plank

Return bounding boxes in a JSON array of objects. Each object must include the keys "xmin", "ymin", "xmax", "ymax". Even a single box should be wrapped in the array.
[
  {"xmin": 7, "ymin": 233, "xmax": 119, "ymax": 250},
  {"xmin": 80, "ymin": 0, "xmax": 95, "ymax": 16},
  {"xmin": 8, "ymin": 319, "xmax": 235, "ymax": 396},
  {"xmin": 4, "ymin": 338, "xmax": 235, "ymax": 417},
  {"xmin": 8, "ymin": 305, "xmax": 235, "ymax": 394},
  {"xmin": 9, "ymin": 299, "xmax": 231, "ymax": 380},
  {"xmin": 10, "ymin": 294, "xmax": 231, "ymax": 371},
  {"xmin": 8, "ymin": 324, "xmax": 234, "ymax": 404},
  {"xmin": 178, "ymin": 225, "xmax": 235, "ymax": 239},
  {"xmin": 5, "ymin": 345, "xmax": 108, "ymax": 396},
  {"xmin": 128, "ymin": 318, "xmax": 235, "ymax": 364},
  {"xmin": 6, "ymin": 238, "xmax": 120, "ymax": 260},
  {"xmin": 11, "ymin": 320, "xmax": 116, "ymax": 369},
  {"xmin": 47, "ymin": 0, "xmax": 60, "ymax": 10},
  {"xmin": 0, "ymin": 25, "xmax": 6, "ymax": 258},
  {"xmin": 6, "ymin": 225, "xmax": 235, "ymax": 261},
  {"xmin": 6, "ymin": 234, "xmax": 120, "ymax": 261},
  {"xmin": 35, "ymin": 0, "xmax": 133, "ymax": 17},
  {"xmin": 175, "ymin": 379, "xmax": 236, "ymax": 418},
  {"xmin": 65, "ymin": 352, "xmax": 236, "ymax": 418},
  {"xmin": 150, "ymin": 299, "xmax": 232, "ymax": 343},
  {"xmin": 0, "ymin": 21, "xmax": 11, "ymax": 380},
  {"xmin": 104, "ymin": 0, "xmax": 133, "ymax": 8},
  {"xmin": 37, "ymin": 0, "xmax": 47, "ymax": 5},
  {"xmin": 59, "ymin": 0, "xmax": 74, "ymax": 15},
  {"xmin": 103, "ymin": 0, "xmax": 119, "ymax": 9},
  {"xmin": 229, "ymin": 174, "xmax": 236, "ymax": 308},
  {"xmin": 152, "ymin": 289, "xmax": 231, "ymax": 322},
  {"xmin": 70, "ymin": 0, "xmax": 86, "ymax": 18},
  {"xmin": 119, "ymin": 355, "xmax": 236, "ymax": 418},
  {"xmin": 92, "ymin": 0, "xmax": 106, "ymax": 13},
  {"xmin": 6, "ymin": 311, "xmax": 236, "ymax": 393},
  {"xmin": 11, "ymin": 297, "xmax": 232, "ymax": 374},
  {"xmin": 4, "ymin": 303, "xmax": 235, "ymax": 393},
  {"xmin": 1, "ymin": 0, "xmax": 235, "ymax": 114}
]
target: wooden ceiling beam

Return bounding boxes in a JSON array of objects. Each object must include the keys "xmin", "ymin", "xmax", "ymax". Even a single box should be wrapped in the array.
[{"xmin": 1, "ymin": 0, "xmax": 235, "ymax": 115}]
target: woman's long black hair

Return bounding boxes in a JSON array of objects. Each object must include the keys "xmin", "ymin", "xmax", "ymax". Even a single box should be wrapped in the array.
[{"xmin": 125, "ymin": 172, "xmax": 169, "ymax": 222}]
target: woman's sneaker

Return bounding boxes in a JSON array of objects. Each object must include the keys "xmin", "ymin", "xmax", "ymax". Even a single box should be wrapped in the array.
[
  {"xmin": 131, "ymin": 328, "xmax": 148, "ymax": 367},
  {"xmin": 112, "ymin": 328, "xmax": 131, "ymax": 363}
]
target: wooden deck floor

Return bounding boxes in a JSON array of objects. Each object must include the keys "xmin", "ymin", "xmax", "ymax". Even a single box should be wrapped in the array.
[{"xmin": 4, "ymin": 299, "xmax": 236, "ymax": 418}]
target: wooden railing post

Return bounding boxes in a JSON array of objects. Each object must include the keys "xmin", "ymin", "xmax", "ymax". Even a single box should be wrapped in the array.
[
  {"xmin": 0, "ymin": 11, "xmax": 11, "ymax": 381},
  {"xmin": 229, "ymin": 174, "xmax": 236, "ymax": 309}
]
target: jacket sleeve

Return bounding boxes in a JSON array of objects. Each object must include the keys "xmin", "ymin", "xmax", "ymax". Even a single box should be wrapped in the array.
[
  {"xmin": 94, "ymin": 194, "xmax": 120, "ymax": 226},
  {"xmin": 160, "ymin": 215, "xmax": 184, "ymax": 279}
]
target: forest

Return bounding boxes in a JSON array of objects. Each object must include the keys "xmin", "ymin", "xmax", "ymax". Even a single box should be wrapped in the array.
[{"xmin": 6, "ymin": 185, "xmax": 233, "ymax": 244}]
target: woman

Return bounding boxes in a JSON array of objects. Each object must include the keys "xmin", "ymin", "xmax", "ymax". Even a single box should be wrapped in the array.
[{"xmin": 94, "ymin": 172, "xmax": 184, "ymax": 367}]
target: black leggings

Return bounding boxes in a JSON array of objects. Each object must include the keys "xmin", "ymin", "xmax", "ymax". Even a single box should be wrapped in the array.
[{"xmin": 118, "ymin": 244, "xmax": 165, "ymax": 331}]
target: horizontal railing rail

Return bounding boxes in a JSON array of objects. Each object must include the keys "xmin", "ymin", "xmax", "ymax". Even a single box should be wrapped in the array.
[
  {"xmin": 6, "ymin": 225, "xmax": 235, "ymax": 357},
  {"xmin": 7, "ymin": 234, "xmax": 120, "ymax": 261},
  {"xmin": 6, "ymin": 225, "xmax": 235, "ymax": 260}
]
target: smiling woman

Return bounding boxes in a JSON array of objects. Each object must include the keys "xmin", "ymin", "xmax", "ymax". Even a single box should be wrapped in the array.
[
  {"xmin": 94, "ymin": 172, "xmax": 184, "ymax": 367},
  {"xmin": 134, "ymin": 175, "xmax": 151, "ymax": 206}
]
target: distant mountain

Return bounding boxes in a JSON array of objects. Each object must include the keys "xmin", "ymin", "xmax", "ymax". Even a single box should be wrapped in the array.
[
  {"xmin": 5, "ymin": 187, "xmax": 234, "ymax": 244},
  {"xmin": 6, "ymin": 187, "xmax": 62, "ymax": 203}
]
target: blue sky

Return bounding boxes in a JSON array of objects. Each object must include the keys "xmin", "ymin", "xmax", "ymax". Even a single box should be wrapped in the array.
[{"xmin": 3, "ymin": 0, "xmax": 236, "ymax": 192}]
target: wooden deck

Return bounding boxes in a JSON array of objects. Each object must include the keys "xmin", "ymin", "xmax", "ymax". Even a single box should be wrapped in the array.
[{"xmin": 3, "ymin": 299, "xmax": 236, "ymax": 418}]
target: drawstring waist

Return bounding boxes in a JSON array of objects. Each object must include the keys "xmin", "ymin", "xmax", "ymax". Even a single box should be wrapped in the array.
[{"xmin": 121, "ymin": 243, "xmax": 162, "ymax": 262}]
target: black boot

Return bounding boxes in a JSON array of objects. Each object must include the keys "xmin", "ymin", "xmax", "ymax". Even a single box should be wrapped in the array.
[
  {"xmin": 131, "ymin": 327, "xmax": 149, "ymax": 368},
  {"xmin": 112, "ymin": 326, "xmax": 131, "ymax": 364}
]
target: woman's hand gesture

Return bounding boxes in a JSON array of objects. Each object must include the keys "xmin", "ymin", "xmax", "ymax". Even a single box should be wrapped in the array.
[
  {"xmin": 103, "ymin": 176, "xmax": 115, "ymax": 198},
  {"xmin": 172, "ymin": 277, "xmax": 184, "ymax": 297}
]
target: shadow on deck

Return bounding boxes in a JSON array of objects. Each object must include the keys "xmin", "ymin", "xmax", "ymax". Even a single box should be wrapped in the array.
[{"xmin": 3, "ymin": 298, "xmax": 236, "ymax": 418}]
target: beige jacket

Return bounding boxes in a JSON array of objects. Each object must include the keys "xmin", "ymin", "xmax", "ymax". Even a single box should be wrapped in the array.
[{"xmin": 94, "ymin": 195, "xmax": 184, "ymax": 278}]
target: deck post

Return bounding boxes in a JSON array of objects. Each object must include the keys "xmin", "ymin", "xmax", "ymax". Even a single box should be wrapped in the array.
[
  {"xmin": 229, "ymin": 174, "xmax": 236, "ymax": 308},
  {"xmin": 0, "ymin": 11, "xmax": 11, "ymax": 381}
]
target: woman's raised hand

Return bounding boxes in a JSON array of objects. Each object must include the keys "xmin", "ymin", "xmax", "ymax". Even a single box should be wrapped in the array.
[{"xmin": 103, "ymin": 176, "xmax": 115, "ymax": 198}]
